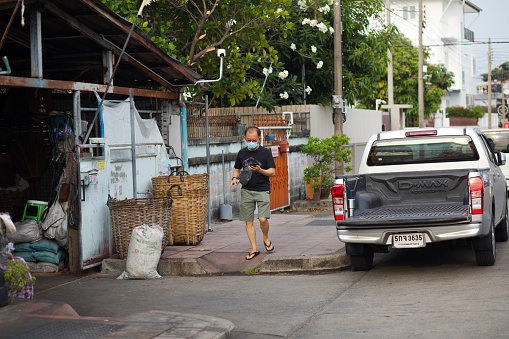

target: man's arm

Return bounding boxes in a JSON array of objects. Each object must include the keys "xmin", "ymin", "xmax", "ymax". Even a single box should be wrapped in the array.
[
  {"xmin": 249, "ymin": 165, "xmax": 275, "ymax": 177},
  {"xmin": 230, "ymin": 168, "xmax": 241, "ymax": 187}
]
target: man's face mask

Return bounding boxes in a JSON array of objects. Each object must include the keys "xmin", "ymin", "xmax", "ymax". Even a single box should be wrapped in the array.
[{"xmin": 245, "ymin": 135, "xmax": 259, "ymax": 150}]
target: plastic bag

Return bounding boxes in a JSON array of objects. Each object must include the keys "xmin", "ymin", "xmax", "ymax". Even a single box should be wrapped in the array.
[
  {"xmin": 7, "ymin": 220, "xmax": 41, "ymax": 244},
  {"xmin": 40, "ymin": 200, "xmax": 68, "ymax": 240},
  {"xmin": 117, "ymin": 224, "xmax": 163, "ymax": 280}
]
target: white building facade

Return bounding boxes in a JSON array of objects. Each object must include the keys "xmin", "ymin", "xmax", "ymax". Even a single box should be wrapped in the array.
[{"xmin": 388, "ymin": 0, "xmax": 481, "ymax": 109}]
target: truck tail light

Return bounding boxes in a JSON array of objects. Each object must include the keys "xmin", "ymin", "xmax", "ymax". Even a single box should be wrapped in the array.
[
  {"xmin": 469, "ymin": 176, "xmax": 483, "ymax": 215},
  {"xmin": 331, "ymin": 184, "xmax": 345, "ymax": 220}
]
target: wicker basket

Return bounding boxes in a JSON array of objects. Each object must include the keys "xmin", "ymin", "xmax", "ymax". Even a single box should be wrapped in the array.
[
  {"xmin": 152, "ymin": 171, "xmax": 209, "ymax": 191},
  {"xmin": 0, "ymin": 188, "xmax": 30, "ymax": 219},
  {"xmin": 107, "ymin": 196, "xmax": 173, "ymax": 259},
  {"xmin": 152, "ymin": 173, "xmax": 209, "ymax": 245}
]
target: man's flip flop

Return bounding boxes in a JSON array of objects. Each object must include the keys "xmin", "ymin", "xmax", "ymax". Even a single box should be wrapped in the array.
[
  {"xmin": 264, "ymin": 241, "xmax": 274, "ymax": 252},
  {"xmin": 246, "ymin": 251, "xmax": 260, "ymax": 260}
]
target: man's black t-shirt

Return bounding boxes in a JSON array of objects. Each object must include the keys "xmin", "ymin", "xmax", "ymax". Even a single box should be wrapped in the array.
[{"xmin": 234, "ymin": 146, "xmax": 276, "ymax": 192}]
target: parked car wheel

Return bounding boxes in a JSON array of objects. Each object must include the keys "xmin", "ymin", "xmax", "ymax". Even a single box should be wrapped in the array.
[
  {"xmin": 495, "ymin": 204, "xmax": 509, "ymax": 242},
  {"xmin": 475, "ymin": 218, "xmax": 496, "ymax": 266},
  {"xmin": 349, "ymin": 245, "xmax": 374, "ymax": 271}
]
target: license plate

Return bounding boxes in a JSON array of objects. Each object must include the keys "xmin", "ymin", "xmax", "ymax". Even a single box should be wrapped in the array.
[{"xmin": 392, "ymin": 233, "xmax": 425, "ymax": 248}]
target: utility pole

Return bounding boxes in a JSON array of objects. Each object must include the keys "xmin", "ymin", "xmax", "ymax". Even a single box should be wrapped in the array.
[
  {"xmin": 418, "ymin": 0, "xmax": 424, "ymax": 127},
  {"xmin": 387, "ymin": 0, "xmax": 394, "ymax": 120},
  {"xmin": 502, "ymin": 75, "xmax": 506, "ymax": 125},
  {"xmin": 488, "ymin": 38, "xmax": 492, "ymax": 129},
  {"xmin": 333, "ymin": 0, "xmax": 343, "ymax": 175}
]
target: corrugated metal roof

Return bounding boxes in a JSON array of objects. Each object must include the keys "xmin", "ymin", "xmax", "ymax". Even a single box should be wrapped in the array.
[{"xmin": 0, "ymin": 0, "xmax": 202, "ymax": 88}]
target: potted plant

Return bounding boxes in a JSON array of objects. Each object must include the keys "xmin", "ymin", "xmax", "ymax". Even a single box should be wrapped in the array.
[
  {"xmin": 447, "ymin": 106, "xmax": 485, "ymax": 126},
  {"xmin": 301, "ymin": 135, "xmax": 352, "ymax": 200},
  {"xmin": 0, "ymin": 221, "xmax": 35, "ymax": 305}
]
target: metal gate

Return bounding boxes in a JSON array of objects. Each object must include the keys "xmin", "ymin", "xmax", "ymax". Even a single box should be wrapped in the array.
[
  {"xmin": 254, "ymin": 113, "xmax": 292, "ymax": 211},
  {"xmin": 269, "ymin": 148, "xmax": 289, "ymax": 210}
]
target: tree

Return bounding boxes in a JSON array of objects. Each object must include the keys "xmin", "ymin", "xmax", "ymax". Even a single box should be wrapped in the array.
[
  {"xmin": 358, "ymin": 34, "xmax": 454, "ymax": 118},
  {"xmin": 102, "ymin": 0, "xmax": 297, "ymax": 108},
  {"xmin": 101, "ymin": 0, "xmax": 397, "ymax": 109},
  {"xmin": 481, "ymin": 61, "xmax": 509, "ymax": 82}
]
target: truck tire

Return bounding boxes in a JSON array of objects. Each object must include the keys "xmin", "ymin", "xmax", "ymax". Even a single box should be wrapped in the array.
[
  {"xmin": 475, "ymin": 218, "xmax": 496, "ymax": 266},
  {"xmin": 495, "ymin": 205, "xmax": 509, "ymax": 242},
  {"xmin": 349, "ymin": 246, "xmax": 374, "ymax": 271}
]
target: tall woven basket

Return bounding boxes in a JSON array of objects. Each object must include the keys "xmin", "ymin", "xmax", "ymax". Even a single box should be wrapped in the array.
[
  {"xmin": 152, "ymin": 172, "xmax": 209, "ymax": 245},
  {"xmin": 107, "ymin": 195, "xmax": 173, "ymax": 259}
]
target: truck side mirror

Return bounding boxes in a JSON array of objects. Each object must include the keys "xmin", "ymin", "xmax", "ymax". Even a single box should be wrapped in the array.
[{"xmin": 497, "ymin": 152, "xmax": 506, "ymax": 166}]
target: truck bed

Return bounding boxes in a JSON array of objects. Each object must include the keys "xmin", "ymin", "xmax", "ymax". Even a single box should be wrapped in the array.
[{"xmin": 336, "ymin": 169, "xmax": 471, "ymax": 227}]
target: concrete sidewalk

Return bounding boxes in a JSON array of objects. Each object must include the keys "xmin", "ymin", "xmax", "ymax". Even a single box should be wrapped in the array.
[
  {"xmin": 0, "ymin": 299, "xmax": 234, "ymax": 339},
  {"xmin": 102, "ymin": 207, "xmax": 350, "ymax": 276}
]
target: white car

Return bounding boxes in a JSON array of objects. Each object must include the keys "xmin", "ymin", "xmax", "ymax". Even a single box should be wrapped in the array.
[{"xmin": 482, "ymin": 129, "xmax": 509, "ymax": 187}]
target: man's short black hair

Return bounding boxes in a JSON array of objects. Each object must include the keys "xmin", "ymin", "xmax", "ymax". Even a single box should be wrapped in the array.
[{"xmin": 245, "ymin": 126, "xmax": 261, "ymax": 137}]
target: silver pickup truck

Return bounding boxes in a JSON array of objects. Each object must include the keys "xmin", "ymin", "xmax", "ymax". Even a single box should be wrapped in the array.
[{"xmin": 332, "ymin": 127, "xmax": 508, "ymax": 270}]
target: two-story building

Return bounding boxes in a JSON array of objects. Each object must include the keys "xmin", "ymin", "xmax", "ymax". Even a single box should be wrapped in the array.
[{"xmin": 388, "ymin": 0, "xmax": 481, "ymax": 109}]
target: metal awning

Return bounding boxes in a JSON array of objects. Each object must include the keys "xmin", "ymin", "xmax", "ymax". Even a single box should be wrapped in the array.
[
  {"xmin": 464, "ymin": 1, "xmax": 481, "ymax": 14},
  {"xmin": 0, "ymin": 0, "xmax": 202, "ymax": 93}
]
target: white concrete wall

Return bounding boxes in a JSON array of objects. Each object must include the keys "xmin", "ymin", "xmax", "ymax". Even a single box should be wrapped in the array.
[
  {"xmin": 310, "ymin": 105, "xmax": 335, "ymax": 138},
  {"xmin": 188, "ymin": 135, "xmax": 309, "ymax": 219},
  {"xmin": 343, "ymin": 108, "xmax": 383, "ymax": 143}
]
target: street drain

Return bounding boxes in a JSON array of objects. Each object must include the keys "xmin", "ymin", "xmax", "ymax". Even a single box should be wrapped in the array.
[{"xmin": 16, "ymin": 321, "xmax": 125, "ymax": 339}]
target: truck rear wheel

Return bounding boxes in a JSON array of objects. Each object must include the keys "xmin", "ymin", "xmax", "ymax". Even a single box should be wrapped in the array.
[
  {"xmin": 495, "ymin": 205, "xmax": 509, "ymax": 242},
  {"xmin": 349, "ymin": 246, "xmax": 374, "ymax": 271},
  {"xmin": 475, "ymin": 219, "xmax": 496, "ymax": 266}
]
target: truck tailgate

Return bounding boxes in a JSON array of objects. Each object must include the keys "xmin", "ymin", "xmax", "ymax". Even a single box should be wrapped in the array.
[{"xmin": 337, "ymin": 170, "xmax": 471, "ymax": 227}]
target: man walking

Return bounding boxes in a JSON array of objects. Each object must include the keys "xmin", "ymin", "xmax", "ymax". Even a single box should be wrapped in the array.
[{"xmin": 230, "ymin": 126, "xmax": 276, "ymax": 260}]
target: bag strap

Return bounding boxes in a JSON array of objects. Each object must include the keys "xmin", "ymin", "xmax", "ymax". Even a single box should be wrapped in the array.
[
  {"xmin": 169, "ymin": 184, "xmax": 183, "ymax": 196},
  {"xmin": 168, "ymin": 169, "xmax": 189, "ymax": 183}
]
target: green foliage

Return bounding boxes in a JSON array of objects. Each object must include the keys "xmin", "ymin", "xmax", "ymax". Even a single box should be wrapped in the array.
[
  {"xmin": 101, "ymin": 0, "xmax": 397, "ymax": 110},
  {"xmin": 481, "ymin": 62, "xmax": 509, "ymax": 82},
  {"xmin": 4, "ymin": 259, "xmax": 35, "ymax": 303},
  {"xmin": 447, "ymin": 106, "xmax": 485, "ymax": 119},
  {"xmin": 242, "ymin": 267, "xmax": 261, "ymax": 275},
  {"xmin": 357, "ymin": 34, "xmax": 455, "ymax": 118},
  {"xmin": 301, "ymin": 135, "xmax": 352, "ymax": 189}
]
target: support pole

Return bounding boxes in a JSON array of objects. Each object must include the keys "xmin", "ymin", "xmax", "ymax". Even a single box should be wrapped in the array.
[
  {"xmin": 30, "ymin": 9, "xmax": 43, "ymax": 79},
  {"xmin": 129, "ymin": 88, "xmax": 137, "ymax": 199},
  {"xmin": 387, "ymin": 0, "xmax": 394, "ymax": 122},
  {"xmin": 333, "ymin": 0, "xmax": 344, "ymax": 176},
  {"xmin": 418, "ymin": 0, "xmax": 424, "ymax": 127},
  {"xmin": 205, "ymin": 95, "xmax": 211, "ymax": 231},
  {"xmin": 488, "ymin": 38, "xmax": 492, "ymax": 129},
  {"xmin": 302, "ymin": 63, "xmax": 306, "ymax": 104}
]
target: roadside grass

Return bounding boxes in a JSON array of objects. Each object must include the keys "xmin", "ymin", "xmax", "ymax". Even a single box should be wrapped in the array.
[{"xmin": 242, "ymin": 267, "xmax": 261, "ymax": 275}]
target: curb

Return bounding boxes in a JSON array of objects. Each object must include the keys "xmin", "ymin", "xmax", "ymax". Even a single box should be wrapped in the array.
[
  {"xmin": 101, "ymin": 249, "xmax": 351, "ymax": 276},
  {"xmin": 258, "ymin": 248, "xmax": 350, "ymax": 273},
  {"xmin": 290, "ymin": 199, "xmax": 332, "ymax": 211},
  {"xmin": 101, "ymin": 258, "xmax": 207, "ymax": 276}
]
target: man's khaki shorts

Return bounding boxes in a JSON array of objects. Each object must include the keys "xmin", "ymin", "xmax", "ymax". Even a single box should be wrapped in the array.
[{"xmin": 239, "ymin": 189, "xmax": 271, "ymax": 221}]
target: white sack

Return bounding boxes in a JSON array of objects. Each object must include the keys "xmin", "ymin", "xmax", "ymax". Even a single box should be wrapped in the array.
[
  {"xmin": 40, "ymin": 200, "xmax": 68, "ymax": 240},
  {"xmin": 117, "ymin": 224, "xmax": 163, "ymax": 280},
  {"xmin": 7, "ymin": 219, "xmax": 42, "ymax": 244}
]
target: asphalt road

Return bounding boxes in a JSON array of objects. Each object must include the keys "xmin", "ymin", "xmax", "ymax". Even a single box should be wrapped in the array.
[{"xmin": 34, "ymin": 238, "xmax": 509, "ymax": 338}]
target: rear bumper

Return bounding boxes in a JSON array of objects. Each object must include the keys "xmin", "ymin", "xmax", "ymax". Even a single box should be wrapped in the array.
[{"xmin": 336, "ymin": 221, "xmax": 483, "ymax": 245}]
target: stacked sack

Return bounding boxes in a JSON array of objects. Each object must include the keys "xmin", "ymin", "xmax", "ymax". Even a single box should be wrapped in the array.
[{"xmin": 7, "ymin": 217, "xmax": 67, "ymax": 270}]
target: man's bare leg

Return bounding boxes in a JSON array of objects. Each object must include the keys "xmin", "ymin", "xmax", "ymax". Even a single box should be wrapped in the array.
[
  {"xmin": 258, "ymin": 217, "xmax": 273, "ymax": 250},
  {"xmin": 246, "ymin": 221, "xmax": 258, "ymax": 257}
]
